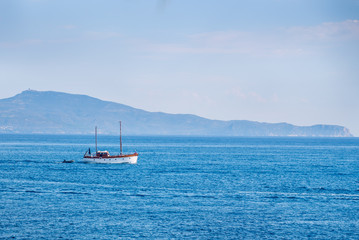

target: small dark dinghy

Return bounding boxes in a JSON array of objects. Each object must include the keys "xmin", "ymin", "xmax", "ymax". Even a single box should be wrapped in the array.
[{"xmin": 62, "ymin": 160, "xmax": 74, "ymax": 163}]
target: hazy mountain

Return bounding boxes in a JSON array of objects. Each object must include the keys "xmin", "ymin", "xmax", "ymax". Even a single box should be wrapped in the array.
[{"xmin": 0, "ymin": 90, "xmax": 353, "ymax": 137}]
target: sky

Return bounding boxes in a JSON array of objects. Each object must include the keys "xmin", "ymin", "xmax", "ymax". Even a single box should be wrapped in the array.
[{"xmin": 1, "ymin": 0, "xmax": 359, "ymax": 135}]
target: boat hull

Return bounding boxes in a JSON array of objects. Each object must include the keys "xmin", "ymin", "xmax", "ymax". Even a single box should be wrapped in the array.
[{"xmin": 83, "ymin": 154, "xmax": 138, "ymax": 164}]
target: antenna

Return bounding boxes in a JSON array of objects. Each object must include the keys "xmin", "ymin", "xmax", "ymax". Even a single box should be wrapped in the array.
[
  {"xmin": 95, "ymin": 126, "xmax": 98, "ymax": 153},
  {"xmin": 119, "ymin": 121, "xmax": 123, "ymax": 155}
]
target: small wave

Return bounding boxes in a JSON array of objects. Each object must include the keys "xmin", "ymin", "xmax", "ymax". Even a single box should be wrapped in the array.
[
  {"xmin": 328, "ymin": 172, "xmax": 350, "ymax": 176},
  {"xmin": 182, "ymin": 194, "xmax": 216, "ymax": 199},
  {"xmin": 25, "ymin": 190, "xmax": 44, "ymax": 193},
  {"xmin": 233, "ymin": 190, "xmax": 359, "ymax": 198},
  {"xmin": 59, "ymin": 191, "xmax": 90, "ymax": 195},
  {"xmin": 265, "ymin": 195, "xmax": 279, "ymax": 199},
  {"xmin": 286, "ymin": 196, "xmax": 297, "ymax": 199},
  {"xmin": 23, "ymin": 160, "xmax": 42, "ymax": 163},
  {"xmin": 135, "ymin": 193, "xmax": 147, "ymax": 197},
  {"xmin": 334, "ymin": 197, "xmax": 359, "ymax": 201}
]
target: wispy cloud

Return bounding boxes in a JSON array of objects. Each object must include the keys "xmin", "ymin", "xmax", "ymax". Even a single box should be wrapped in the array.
[
  {"xmin": 287, "ymin": 19, "xmax": 359, "ymax": 41},
  {"xmin": 227, "ymin": 88, "xmax": 277, "ymax": 103},
  {"xmin": 182, "ymin": 90, "xmax": 214, "ymax": 105},
  {"xmin": 144, "ymin": 20, "xmax": 359, "ymax": 57},
  {"xmin": 146, "ymin": 30, "xmax": 306, "ymax": 57}
]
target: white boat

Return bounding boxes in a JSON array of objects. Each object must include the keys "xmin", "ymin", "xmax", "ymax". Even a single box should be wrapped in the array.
[
  {"xmin": 83, "ymin": 122, "xmax": 138, "ymax": 164},
  {"xmin": 83, "ymin": 151, "xmax": 138, "ymax": 164}
]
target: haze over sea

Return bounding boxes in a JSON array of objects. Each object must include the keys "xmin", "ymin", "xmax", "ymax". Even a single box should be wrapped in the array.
[{"xmin": 1, "ymin": 134, "xmax": 358, "ymax": 239}]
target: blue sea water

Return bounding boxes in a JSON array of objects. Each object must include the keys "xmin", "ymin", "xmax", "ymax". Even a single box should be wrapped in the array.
[{"xmin": 0, "ymin": 135, "xmax": 358, "ymax": 239}]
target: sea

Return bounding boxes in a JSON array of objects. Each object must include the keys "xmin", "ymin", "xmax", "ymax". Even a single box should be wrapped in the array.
[{"xmin": 0, "ymin": 134, "xmax": 358, "ymax": 239}]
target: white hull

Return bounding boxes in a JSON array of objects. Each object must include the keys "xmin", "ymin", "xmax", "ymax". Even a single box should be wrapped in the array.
[{"xmin": 83, "ymin": 155, "xmax": 138, "ymax": 164}]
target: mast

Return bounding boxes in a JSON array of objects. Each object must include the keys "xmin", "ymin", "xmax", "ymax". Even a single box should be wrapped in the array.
[
  {"xmin": 95, "ymin": 126, "xmax": 98, "ymax": 153},
  {"xmin": 120, "ymin": 121, "xmax": 123, "ymax": 155}
]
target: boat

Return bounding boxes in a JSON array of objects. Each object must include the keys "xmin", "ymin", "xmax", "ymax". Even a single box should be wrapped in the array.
[{"xmin": 83, "ymin": 122, "xmax": 138, "ymax": 164}]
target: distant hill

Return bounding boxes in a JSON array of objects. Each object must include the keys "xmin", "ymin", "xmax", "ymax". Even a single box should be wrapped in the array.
[{"xmin": 0, "ymin": 90, "xmax": 353, "ymax": 137}]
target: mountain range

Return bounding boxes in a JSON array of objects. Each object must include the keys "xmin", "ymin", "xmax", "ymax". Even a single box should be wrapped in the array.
[{"xmin": 0, "ymin": 90, "xmax": 353, "ymax": 137}]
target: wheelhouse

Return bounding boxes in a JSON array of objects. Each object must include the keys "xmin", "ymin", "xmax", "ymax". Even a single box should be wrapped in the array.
[{"xmin": 96, "ymin": 151, "xmax": 110, "ymax": 157}]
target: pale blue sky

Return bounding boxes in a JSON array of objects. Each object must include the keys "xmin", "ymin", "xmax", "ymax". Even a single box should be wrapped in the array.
[{"xmin": 1, "ymin": 0, "xmax": 359, "ymax": 135}]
